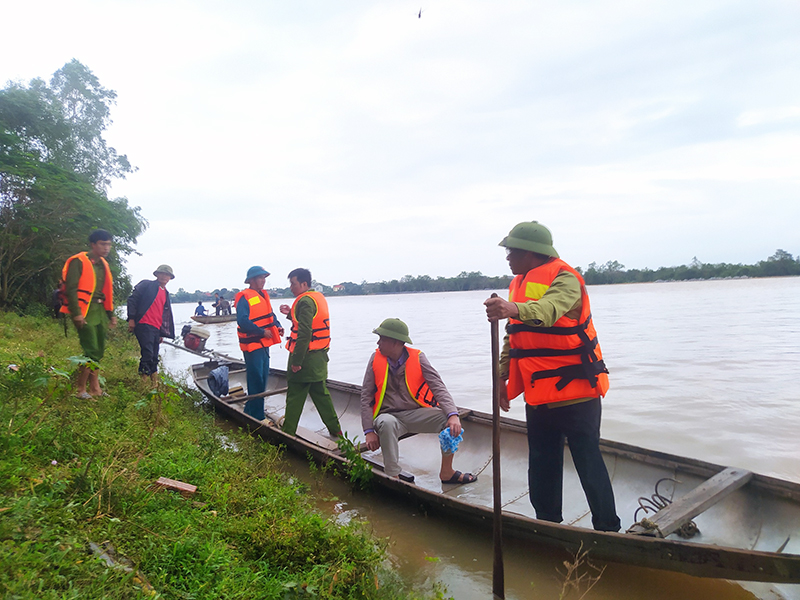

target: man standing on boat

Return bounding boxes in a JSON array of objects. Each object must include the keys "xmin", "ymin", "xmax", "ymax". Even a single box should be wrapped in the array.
[
  {"xmin": 484, "ymin": 221, "xmax": 620, "ymax": 532},
  {"xmin": 360, "ymin": 318, "xmax": 477, "ymax": 484},
  {"xmin": 279, "ymin": 268, "xmax": 342, "ymax": 438},
  {"xmin": 59, "ymin": 229, "xmax": 117, "ymax": 399},
  {"xmin": 126, "ymin": 264, "xmax": 176, "ymax": 386},
  {"xmin": 235, "ymin": 266, "xmax": 284, "ymax": 421}
]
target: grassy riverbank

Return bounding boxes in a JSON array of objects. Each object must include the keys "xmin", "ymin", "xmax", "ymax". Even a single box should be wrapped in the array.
[{"xmin": 0, "ymin": 313, "xmax": 448, "ymax": 599}]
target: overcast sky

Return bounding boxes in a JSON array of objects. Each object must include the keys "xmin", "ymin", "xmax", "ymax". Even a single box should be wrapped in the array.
[{"xmin": 3, "ymin": 0, "xmax": 799, "ymax": 292}]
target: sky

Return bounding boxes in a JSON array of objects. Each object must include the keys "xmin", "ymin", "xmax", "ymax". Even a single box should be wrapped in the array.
[{"xmin": 2, "ymin": 0, "xmax": 799, "ymax": 292}]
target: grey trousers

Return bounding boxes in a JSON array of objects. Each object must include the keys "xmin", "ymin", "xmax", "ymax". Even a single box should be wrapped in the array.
[{"xmin": 374, "ymin": 408, "xmax": 449, "ymax": 477}]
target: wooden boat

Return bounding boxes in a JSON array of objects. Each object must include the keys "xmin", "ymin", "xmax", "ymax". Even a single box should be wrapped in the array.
[
  {"xmin": 191, "ymin": 359, "xmax": 800, "ymax": 588},
  {"xmin": 191, "ymin": 314, "xmax": 236, "ymax": 324}
]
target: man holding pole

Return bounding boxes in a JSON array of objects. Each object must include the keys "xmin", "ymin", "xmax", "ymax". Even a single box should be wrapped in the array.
[
  {"xmin": 484, "ymin": 221, "xmax": 620, "ymax": 532},
  {"xmin": 235, "ymin": 266, "xmax": 283, "ymax": 420}
]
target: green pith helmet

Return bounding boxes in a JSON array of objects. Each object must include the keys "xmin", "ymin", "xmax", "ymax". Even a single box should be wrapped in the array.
[
  {"xmin": 498, "ymin": 221, "xmax": 559, "ymax": 258},
  {"xmin": 372, "ymin": 318, "xmax": 413, "ymax": 344},
  {"xmin": 153, "ymin": 264, "xmax": 175, "ymax": 279},
  {"xmin": 244, "ymin": 265, "xmax": 270, "ymax": 283}
]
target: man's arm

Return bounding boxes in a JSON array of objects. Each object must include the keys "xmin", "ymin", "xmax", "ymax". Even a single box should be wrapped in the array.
[
  {"xmin": 419, "ymin": 353, "xmax": 462, "ymax": 437},
  {"xmin": 361, "ymin": 354, "xmax": 381, "ymax": 450},
  {"xmin": 289, "ymin": 296, "xmax": 314, "ymax": 369},
  {"xmin": 65, "ymin": 259, "xmax": 85, "ymax": 325}
]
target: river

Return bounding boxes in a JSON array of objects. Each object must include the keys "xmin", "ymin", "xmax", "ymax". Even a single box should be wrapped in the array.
[{"xmin": 162, "ymin": 277, "xmax": 800, "ymax": 599}]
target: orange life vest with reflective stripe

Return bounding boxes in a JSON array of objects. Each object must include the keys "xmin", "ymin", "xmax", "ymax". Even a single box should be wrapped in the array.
[
  {"xmin": 59, "ymin": 252, "xmax": 114, "ymax": 317},
  {"xmin": 234, "ymin": 288, "xmax": 281, "ymax": 352},
  {"xmin": 372, "ymin": 348, "xmax": 438, "ymax": 417},
  {"xmin": 286, "ymin": 291, "xmax": 330, "ymax": 354},
  {"xmin": 506, "ymin": 258, "xmax": 609, "ymax": 406}
]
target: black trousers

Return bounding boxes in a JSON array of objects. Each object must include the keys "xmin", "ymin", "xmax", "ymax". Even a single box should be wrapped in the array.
[
  {"xmin": 525, "ymin": 397, "xmax": 621, "ymax": 532},
  {"xmin": 134, "ymin": 323, "xmax": 161, "ymax": 375}
]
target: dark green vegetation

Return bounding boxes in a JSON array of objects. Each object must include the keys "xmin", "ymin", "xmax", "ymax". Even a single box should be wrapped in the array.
[
  {"xmin": 0, "ymin": 312, "xmax": 450, "ymax": 599},
  {"xmin": 578, "ymin": 250, "xmax": 800, "ymax": 285},
  {"xmin": 172, "ymin": 251, "xmax": 800, "ymax": 302},
  {"xmin": 0, "ymin": 60, "xmax": 146, "ymax": 311}
]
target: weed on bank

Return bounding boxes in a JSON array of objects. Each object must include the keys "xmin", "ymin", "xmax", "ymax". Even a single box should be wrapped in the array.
[{"xmin": 0, "ymin": 313, "xmax": 449, "ymax": 599}]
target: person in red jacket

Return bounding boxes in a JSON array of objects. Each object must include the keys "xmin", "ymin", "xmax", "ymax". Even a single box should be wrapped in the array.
[
  {"xmin": 126, "ymin": 264, "xmax": 176, "ymax": 386},
  {"xmin": 484, "ymin": 221, "xmax": 620, "ymax": 532}
]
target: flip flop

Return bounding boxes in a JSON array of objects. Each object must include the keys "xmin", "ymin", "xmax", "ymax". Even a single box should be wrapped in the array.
[
  {"xmin": 76, "ymin": 392, "xmax": 93, "ymax": 400},
  {"xmin": 440, "ymin": 470, "xmax": 477, "ymax": 485}
]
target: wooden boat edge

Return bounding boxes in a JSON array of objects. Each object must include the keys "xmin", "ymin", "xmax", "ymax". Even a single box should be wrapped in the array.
[{"xmin": 190, "ymin": 361, "xmax": 800, "ymax": 584}]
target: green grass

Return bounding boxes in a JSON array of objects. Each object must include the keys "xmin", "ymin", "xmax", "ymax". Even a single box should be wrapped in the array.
[{"xmin": 0, "ymin": 313, "xmax": 450, "ymax": 599}]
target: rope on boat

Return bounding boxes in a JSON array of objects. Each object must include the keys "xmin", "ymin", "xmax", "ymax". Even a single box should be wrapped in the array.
[{"xmin": 626, "ymin": 477, "xmax": 700, "ymax": 538}]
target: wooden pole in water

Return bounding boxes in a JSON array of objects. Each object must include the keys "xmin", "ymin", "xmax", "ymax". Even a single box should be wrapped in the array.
[{"xmin": 490, "ymin": 293, "xmax": 505, "ymax": 599}]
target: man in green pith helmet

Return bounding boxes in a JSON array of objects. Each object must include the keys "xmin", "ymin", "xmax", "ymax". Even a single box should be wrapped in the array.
[
  {"xmin": 278, "ymin": 268, "xmax": 342, "ymax": 437},
  {"xmin": 360, "ymin": 318, "xmax": 476, "ymax": 484},
  {"xmin": 484, "ymin": 221, "xmax": 620, "ymax": 531}
]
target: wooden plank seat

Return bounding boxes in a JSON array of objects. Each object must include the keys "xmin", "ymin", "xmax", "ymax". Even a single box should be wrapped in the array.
[
  {"xmin": 294, "ymin": 425, "xmax": 341, "ymax": 452},
  {"xmin": 628, "ymin": 467, "xmax": 753, "ymax": 537}
]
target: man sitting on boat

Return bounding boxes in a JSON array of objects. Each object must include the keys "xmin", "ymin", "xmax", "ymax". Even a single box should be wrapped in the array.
[
  {"xmin": 360, "ymin": 318, "xmax": 477, "ymax": 485},
  {"xmin": 484, "ymin": 221, "xmax": 620, "ymax": 532},
  {"xmin": 194, "ymin": 301, "xmax": 207, "ymax": 316}
]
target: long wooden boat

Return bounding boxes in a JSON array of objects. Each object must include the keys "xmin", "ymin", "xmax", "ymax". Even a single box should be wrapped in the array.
[
  {"xmin": 191, "ymin": 359, "xmax": 800, "ymax": 589},
  {"xmin": 191, "ymin": 314, "xmax": 236, "ymax": 324}
]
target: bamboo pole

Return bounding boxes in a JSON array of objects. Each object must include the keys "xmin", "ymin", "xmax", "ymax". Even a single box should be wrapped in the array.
[{"xmin": 490, "ymin": 293, "xmax": 505, "ymax": 599}]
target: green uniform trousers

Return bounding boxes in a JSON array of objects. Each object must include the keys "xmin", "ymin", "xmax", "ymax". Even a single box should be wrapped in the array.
[{"xmin": 282, "ymin": 380, "xmax": 341, "ymax": 437}]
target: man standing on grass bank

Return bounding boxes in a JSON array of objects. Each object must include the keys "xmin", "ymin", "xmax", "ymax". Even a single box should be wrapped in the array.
[
  {"xmin": 279, "ymin": 268, "xmax": 341, "ymax": 437},
  {"xmin": 360, "ymin": 318, "xmax": 476, "ymax": 484},
  {"xmin": 484, "ymin": 221, "xmax": 621, "ymax": 532},
  {"xmin": 60, "ymin": 229, "xmax": 117, "ymax": 399},
  {"xmin": 235, "ymin": 266, "xmax": 284, "ymax": 421},
  {"xmin": 126, "ymin": 265, "xmax": 176, "ymax": 386}
]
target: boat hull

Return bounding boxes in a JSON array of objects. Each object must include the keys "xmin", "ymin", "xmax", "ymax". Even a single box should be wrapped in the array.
[
  {"xmin": 191, "ymin": 314, "xmax": 236, "ymax": 324},
  {"xmin": 191, "ymin": 360, "xmax": 800, "ymax": 584}
]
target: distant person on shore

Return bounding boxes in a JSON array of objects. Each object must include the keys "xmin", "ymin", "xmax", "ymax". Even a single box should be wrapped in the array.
[
  {"xmin": 484, "ymin": 221, "xmax": 620, "ymax": 531},
  {"xmin": 235, "ymin": 266, "xmax": 283, "ymax": 420},
  {"xmin": 360, "ymin": 318, "xmax": 476, "ymax": 484},
  {"xmin": 194, "ymin": 301, "xmax": 207, "ymax": 316},
  {"xmin": 59, "ymin": 229, "xmax": 117, "ymax": 399},
  {"xmin": 279, "ymin": 268, "xmax": 341, "ymax": 437},
  {"xmin": 126, "ymin": 265, "xmax": 176, "ymax": 386}
]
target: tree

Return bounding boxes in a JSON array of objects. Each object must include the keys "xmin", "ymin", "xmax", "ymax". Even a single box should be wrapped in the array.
[{"xmin": 0, "ymin": 61, "xmax": 145, "ymax": 310}]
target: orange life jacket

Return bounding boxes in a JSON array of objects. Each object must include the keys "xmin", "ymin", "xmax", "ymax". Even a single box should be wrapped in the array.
[
  {"xmin": 372, "ymin": 347, "xmax": 438, "ymax": 417},
  {"xmin": 285, "ymin": 291, "xmax": 330, "ymax": 353},
  {"xmin": 234, "ymin": 288, "xmax": 281, "ymax": 352},
  {"xmin": 506, "ymin": 258, "xmax": 609, "ymax": 406},
  {"xmin": 59, "ymin": 252, "xmax": 114, "ymax": 317}
]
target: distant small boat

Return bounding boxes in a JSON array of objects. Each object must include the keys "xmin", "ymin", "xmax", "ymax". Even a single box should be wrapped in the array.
[{"xmin": 191, "ymin": 314, "xmax": 236, "ymax": 324}]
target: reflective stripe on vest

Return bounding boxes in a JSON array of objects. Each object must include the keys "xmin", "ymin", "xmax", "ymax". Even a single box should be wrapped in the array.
[
  {"xmin": 59, "ymin": 252, "xmax": 114, "ymax": 317},
  {"xmin": 234, "ymin": 288, "xmax": 281, "ymax": 352},
  {"xmin": 371, "ymin": 348, "xmax": 437, "ymax": 418},
  {"xmin": 506, "ymin": 258, "xmax": 609, "ymax": 405},
  {"xmin": 286, "ymin": 291, "xmax": 330, "ymax": 353}
]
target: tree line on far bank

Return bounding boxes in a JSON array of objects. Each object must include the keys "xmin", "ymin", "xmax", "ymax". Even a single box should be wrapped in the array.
[
  {"xmin": 170, "ymin": 249, "xmax": 800, "ymax": 303},
  {"xmin": 2, "ymin": 63, "xmax": 799, "ymax": 314}
]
